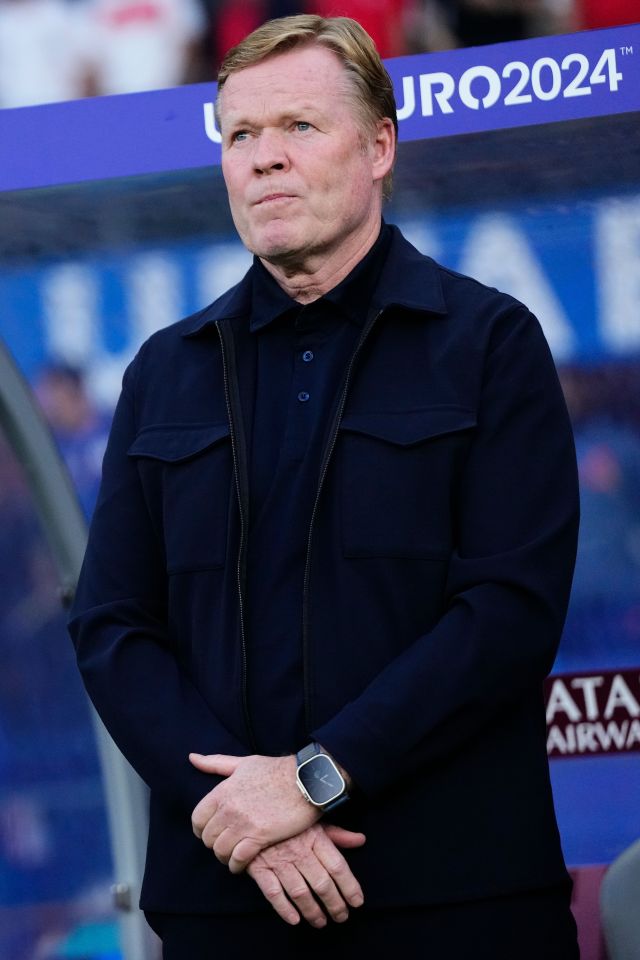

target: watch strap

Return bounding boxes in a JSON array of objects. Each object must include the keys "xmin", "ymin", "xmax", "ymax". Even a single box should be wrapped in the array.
[
  {"xmin": 321, "ymin": 792, "xmax": 349, "ymax": 813},
  {"xmin": 296, "ymin": 742, "xmax": 323, "ymax": 766}
]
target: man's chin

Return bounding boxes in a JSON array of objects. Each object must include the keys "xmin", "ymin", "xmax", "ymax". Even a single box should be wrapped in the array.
[
  {"xmin": 244, "ymin": 216, "xmax": 308, "ymax": 254},
  {"xmin": 251, "ymin": 234, "xmax": 306, "ymax": 266}
]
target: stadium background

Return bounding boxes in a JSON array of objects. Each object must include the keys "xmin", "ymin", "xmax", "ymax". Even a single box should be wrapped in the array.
[{"xmin": 0, "ymin": 5, "xmax": 639, "ymax": 959}]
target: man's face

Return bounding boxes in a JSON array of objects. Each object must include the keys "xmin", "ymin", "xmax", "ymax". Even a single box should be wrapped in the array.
[{"xmin": 218, "ymin": 44, "xmax": 389, "ymax": 268}]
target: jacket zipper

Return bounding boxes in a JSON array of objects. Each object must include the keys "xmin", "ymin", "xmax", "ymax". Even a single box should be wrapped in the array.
[
  {"xmin": 301, "ymin": 308, "xmax": 384, "ymax": 732},
  {"xmin": 216, "ymin": 320, "xmax": 257, "ymax": 752}
]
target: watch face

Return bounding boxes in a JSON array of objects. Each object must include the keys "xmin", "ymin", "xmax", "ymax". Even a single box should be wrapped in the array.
[{"xmin": 297, "ymin": 754, "xmax": 345, "ymax": 806}]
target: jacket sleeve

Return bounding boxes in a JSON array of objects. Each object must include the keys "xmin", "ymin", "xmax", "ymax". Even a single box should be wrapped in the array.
[
  {"xmin": 68, "ymin": 351, "xmax": 246, "ymax": 814},
  {"xmin": 313, "ymin": 305, "xmax": 579, "ymax": 796}
]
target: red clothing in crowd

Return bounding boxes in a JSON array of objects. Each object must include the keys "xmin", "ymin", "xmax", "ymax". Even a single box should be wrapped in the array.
[
  {"xmin": 306, "ymin": 0, "xmax": 410, "ymax": 58},
  {"xmin": 214, "ymin": 0, "xmax": 264, "ymax": 65},
  {"xmin": 578, "ymin": 0, "xmax": 638, "ymax": 28},
  {"xmin": 214, "ymin": 0, "xmax": 411, "ymax": 65}
]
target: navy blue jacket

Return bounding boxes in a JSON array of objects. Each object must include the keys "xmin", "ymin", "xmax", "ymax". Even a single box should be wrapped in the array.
[{"xmin": 69, "ymin": 226, "xmax": 579, "ymax": 914}]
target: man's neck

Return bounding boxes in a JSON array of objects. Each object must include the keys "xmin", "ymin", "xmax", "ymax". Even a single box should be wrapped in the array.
[{"xmin": 258, "ymin": 218, "xmax": 382, "ymax": 305}]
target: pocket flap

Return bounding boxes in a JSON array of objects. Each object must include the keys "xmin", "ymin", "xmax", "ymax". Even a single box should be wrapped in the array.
[
  {"xmin": 128, "ymin": 423, "xmax": 230, "ymax": 463},
  {"xmin": 340, "ymin": 407, "xmax": 476, "ymax": 446}
]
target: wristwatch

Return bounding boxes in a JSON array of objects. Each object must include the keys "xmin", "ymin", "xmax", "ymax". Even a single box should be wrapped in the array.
[{"xmin": 295, "ymin": 742, "xmax": 349, "ymax": 813}]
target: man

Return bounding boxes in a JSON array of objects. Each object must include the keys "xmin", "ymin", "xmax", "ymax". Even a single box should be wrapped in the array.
[{"xmin": 69, "ymin": 14, "xmax": 580, "ymax": 958}]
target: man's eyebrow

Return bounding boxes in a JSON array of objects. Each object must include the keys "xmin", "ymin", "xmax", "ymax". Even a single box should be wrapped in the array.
[
  {"xmin": 224, "ymin": 104, "xmax": 330, "ymax": 128},
  {"xmin": 279, "ymin": 107, "xmax": 330, "ymax": 126}
]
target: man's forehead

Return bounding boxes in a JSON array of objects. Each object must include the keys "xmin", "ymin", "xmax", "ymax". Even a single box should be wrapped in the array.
[{"xmin": 220, "ymin": 45, "xmax": 350, "ymax": 112}]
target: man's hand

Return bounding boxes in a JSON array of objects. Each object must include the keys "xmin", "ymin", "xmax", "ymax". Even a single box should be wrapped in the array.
[
  {"xmin": 247, "ymin": 823, "xmax": 365, "ymax": 928},
  {"xmin": 189, "ymin": 753, "xmax": 320, "ymax": 873}
]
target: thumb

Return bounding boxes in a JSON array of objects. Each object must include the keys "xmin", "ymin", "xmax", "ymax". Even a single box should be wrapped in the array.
[
  {"xmin": 323, "ymin": 824, "xmax": 366, "ymax": 848},
  {"xmin": 189, "ymin": 753, "xmax": 243, "ymax": 777}
]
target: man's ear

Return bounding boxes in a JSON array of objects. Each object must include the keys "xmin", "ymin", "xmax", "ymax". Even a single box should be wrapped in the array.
[{"xmin": 371, "ymin": 117, "xmax": 396, "ymax": 184}]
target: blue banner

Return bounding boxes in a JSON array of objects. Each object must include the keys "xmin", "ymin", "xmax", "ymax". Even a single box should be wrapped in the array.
[
  {"xmin": 387, "ymin": 24, "xmax": 640, "ymax": 140},
  {"xmin": 2, "ymin": 190, "xmax": 639, "ymax": 406},
  {"xmin": 0, "ymin": 24, "xmax": 638, "ymax": 191}
]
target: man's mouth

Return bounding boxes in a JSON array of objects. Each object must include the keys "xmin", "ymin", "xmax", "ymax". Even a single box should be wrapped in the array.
[{"xmin": 255, "ymin": 193, "xmax": 296, "ymax": 205}]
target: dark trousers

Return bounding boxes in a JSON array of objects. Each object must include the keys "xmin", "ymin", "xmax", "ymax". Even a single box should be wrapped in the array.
[{"xmin": 147, "ymin": 883, "xmax": 580, "ymax": 959}]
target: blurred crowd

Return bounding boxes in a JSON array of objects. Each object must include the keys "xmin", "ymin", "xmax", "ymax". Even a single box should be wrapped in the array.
[
  {"xmin": 0, "ymin": 364, "xmax": 113, "ymax": 959},
  {"xmin": 0, "ymin": 0, "xmax": 637, "ymax": 110}
]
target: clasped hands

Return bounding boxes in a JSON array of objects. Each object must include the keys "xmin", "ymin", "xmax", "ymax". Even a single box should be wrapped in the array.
[{"xmin": 189, "ymin": 752, "xmax": 365, "ymax": 928}]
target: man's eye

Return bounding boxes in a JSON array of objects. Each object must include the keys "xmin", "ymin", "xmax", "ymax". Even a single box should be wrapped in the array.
[
  {"xmin": 232, "ymin": 131, "xmax": 248, "ymax": 143},
  {"xmin": 295, "ymin": 121, "xmax": 312, "ymax": 132}
]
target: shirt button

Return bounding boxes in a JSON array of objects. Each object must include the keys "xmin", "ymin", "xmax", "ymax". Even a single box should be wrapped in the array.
[
  {"xmin": 298, "ymin": 391, "xmax": 310, "ymax": 403},
  {"xmin": 302, "ymin": 350, "xmax": 314, "ymax": 362}
]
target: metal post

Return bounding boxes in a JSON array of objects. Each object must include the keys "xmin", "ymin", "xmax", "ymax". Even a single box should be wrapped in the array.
[{"xmin": 0, "ymin": 339, "xmax": 156, "ymax": 960}]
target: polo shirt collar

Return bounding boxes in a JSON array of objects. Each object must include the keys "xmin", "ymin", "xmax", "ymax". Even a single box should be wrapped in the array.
[
  {"xmin": 248, "ymin": 220, "xmax": 393, "ymax": 333},
  {"xmin": 182, "ymin": 222, "xmax": 447, "ymax": 339}
]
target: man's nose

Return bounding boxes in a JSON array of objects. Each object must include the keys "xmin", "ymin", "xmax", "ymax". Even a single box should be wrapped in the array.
[{"xmin": 253, "ymin": 130, "xmax": 290, "ymax": 174}]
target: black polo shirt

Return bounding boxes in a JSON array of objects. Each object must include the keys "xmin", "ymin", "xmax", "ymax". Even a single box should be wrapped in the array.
[{"xmin": 245, "ymin": 222, "xmax": 392, "ymax": 753}]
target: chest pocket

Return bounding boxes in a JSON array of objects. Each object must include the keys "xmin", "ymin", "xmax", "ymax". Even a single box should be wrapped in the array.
[
  {"xmin": 339, "ymin": 407, "xmax": 476, "ymax": 560},
  {"xmin": 128, "ymin": 423, "xmax": 232, "ymax": 574}
]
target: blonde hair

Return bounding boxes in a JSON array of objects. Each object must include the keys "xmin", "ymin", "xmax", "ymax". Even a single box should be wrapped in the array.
[{"xmin": 217, "ymin": 14, "xmax": 397, "ymax": 197}]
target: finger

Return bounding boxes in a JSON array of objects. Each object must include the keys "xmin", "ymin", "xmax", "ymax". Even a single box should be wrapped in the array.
[
  {"xmin": 313, "ymin": 832, "xmax": 364, "ymax": 908},
  {"xmin": 212, "ymin": 827, "xmax": 236, "ymax": 865},
  {"xmin": 228, "ymin": 836, "xmax": 264, "ymax": 874},
  {"xmin": 295, "ymin": 854, "xmax": 350, "ymax": 924},
  {"xmin": 247, "ymin": 862, "xmax": 301, "ymax": 926},
  {"xmin": 274, "ymin": 862, "xmax": 327, "ymax": 929},
  {"xmin": 201, "ymin": 814, "xmax": 229, "ymax": 852},
  {"xmin": 323, "ymin": 824, "xmax": 366, "ymax": 849},
  {"xmin": 191, "ymin": 795, "xmax": 217, "ymax": 840},
  {"xmin": 189, "ymin": 753, "xmax": 243, "ymax": 776}
]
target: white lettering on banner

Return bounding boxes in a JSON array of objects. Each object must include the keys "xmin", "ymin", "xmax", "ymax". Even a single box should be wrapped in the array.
[
  {"xmin": 597, "ymin": 721, "xmax": 630, "ymax": 750},
  {"xmin": 203, "ymin": 102, "xmax": 222, "ymax": 144},
  {"xmin": 546, "ymin": 674, "xmax": 640, "ymax": 724},
  {"xmin": 96, "ymin": 258, "xmax": 180, "ymax": 406},
  {"xmin": 629, "ymin": 720, "xmax": 640, "ymax": 748},
  {"xmin": 41, "ymin": 263, "xmax": 133, "ymax": 408},
  {"xmin": 546, "ymin": 679, "xmax": 582, "ymax": 723},
  {"xmin": 42, "ymin": 264, "xmax": 100, "ymax": 367},
  {"xmin": 198, "ymin": 244, "xmax": 252, "ymax": 305},
  {"xmin": 87, "ymin": 254, "xmax": 184, "ymax": 408},
  {"xmin": 459, "ymin": 214, "xmax": 575, "ymax": 360},
  {"xmin": 128, "ymin": 254, "xmax": 183, "ymax": 343},
  {"xmin": 531, "ymin": 57, "xmax": 562, "ymax": 100},
  {"xmin": 547, "ymin": 725, "xmax": 569, "ymax": 754},
  {"xmin": 396, "ymin": 221, "xmax": 441, "ymax": 260},
  {"xmin": 547, "ymin": 719, "xmax": 640, "ymax": 755},
  {"xmin": 90, "ymin": 350, "xmax": 136, "ymax": 410},
  {"xmin": 596, "ymin": 197, "xmax": 640, "ymax": 352},
  {"xmin": 503, "ymin": 61, "xmax": 532, "ymax": 105},
  {"xmin": 419, "ymin": 72, "xmax": 455, "ymax": 116},
  {"xmin": 571, "ymin": 676, "xmax": 604, "ymax": 720},
  {"xmin": 398, "ymin": 48, "xmax": 624, "ymax": 119},
  {"xmin": 458, "ymin": 65, "xmax": 502, "ymax": 110},
  {"xmin": 576, "ymin": 723, "xmax": 598, "ymax": 752},
  {"xmin": 545, "ymin": 671, "xmax": 640, "ymax": 758},
  {"xmin": 396, "ymin": 75, "xmax": 416, "ymax": 121},
  {"xmin": 34, "ymin": 191, "xmax": 640, "ymax": 409},
  {"xmin": 604, "ymin": 674, "xmax": 640, "ymax": 719}
]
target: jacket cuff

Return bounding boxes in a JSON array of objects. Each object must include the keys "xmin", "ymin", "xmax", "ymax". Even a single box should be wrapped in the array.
[{"xmin": 312, "ymin": 707, "xmax": 398, "ymax": 799}]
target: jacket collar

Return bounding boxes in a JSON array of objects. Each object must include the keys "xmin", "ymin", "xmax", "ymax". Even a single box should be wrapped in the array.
[
  {"xmin": 182, "ymin": 223, "xmax": 447, "ymax": 339},
  {"xmin": 371, "ymin": 224, "xmax": 447, "ymax": 315}
]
